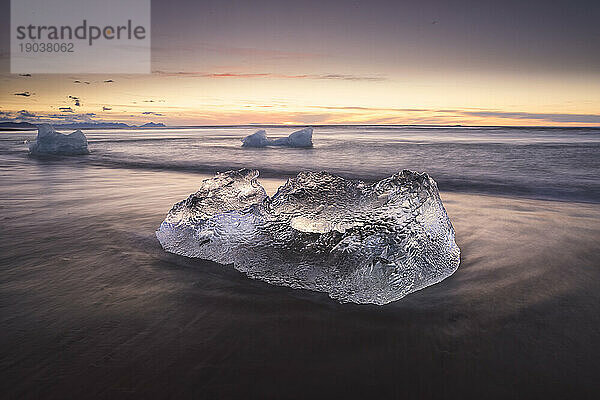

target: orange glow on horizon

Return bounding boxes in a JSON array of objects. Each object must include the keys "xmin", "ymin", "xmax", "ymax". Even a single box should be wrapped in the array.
[{"xmin": 1, "ymin": 70, "xmax": 599, "ymax": 127}]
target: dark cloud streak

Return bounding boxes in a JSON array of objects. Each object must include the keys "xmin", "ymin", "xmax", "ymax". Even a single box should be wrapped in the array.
[
  {"xmin": 153, "ymin": 70, "xmax": 386, "ymax": 81},
  {"xmin": 461, "ymin": 111, "xmax": 600, "ymax": 124}
]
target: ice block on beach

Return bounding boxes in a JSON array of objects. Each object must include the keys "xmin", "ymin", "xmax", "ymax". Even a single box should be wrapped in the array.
[
  {"xmin": 28, "ymin": 124, "xmax": 89, "ymax": 155},
  {"xmin": 156, "ymin": 169, "xmax": 460, "ymax": 305},
  {"xmin": 240, "ymin": 129, "xmax": 270, "ymax": 147},
  {"xmin": 241, "ymin": 128, "xmax": 313, "ymax": 148}
]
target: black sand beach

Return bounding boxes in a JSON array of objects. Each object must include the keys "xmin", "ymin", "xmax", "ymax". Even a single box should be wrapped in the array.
[
  {"xmin": 1, "ymin": 161, "xmax": 599, "ymax": 399},
  {"xmin": 3, "ymin": 0, "xmax": 600, "ymax": 396}
]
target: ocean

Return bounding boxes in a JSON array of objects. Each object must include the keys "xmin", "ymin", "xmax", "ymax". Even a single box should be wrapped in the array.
[
  {"xmin": 5, "ymin": 125, "xmax": 600, "ymax": 202},
  {"xmin": 1, "ymin": 125, "xmax": 599, "ymax": 398}
]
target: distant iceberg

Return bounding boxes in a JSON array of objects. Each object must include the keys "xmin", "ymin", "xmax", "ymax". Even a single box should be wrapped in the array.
[
  {"xmin": 241, "ymin": 129, "xmax": 270, "ymax": 147},
  {"xmin": 156, "ymin": 169, "xmax": 460, "ymax": 305},
  {"xmin": 241, "ymin": 127, "xmax": 313, "ymax": 148},
  {"xmin": 28, "ymin": 124, "xmax": 89, "ymax": 155}
]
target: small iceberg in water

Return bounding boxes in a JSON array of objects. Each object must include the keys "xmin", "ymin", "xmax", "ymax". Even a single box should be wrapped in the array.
[
  {"xmin": 242, "ymin": 127, "xmax": 313, "ymax": 148},
  {"xmin": 28, "ymin": 124, "xmax": 89, "ymax": 155},
  {"xmin": 156, "ymin": 169, "xmax": 460, "ymax": 305}
]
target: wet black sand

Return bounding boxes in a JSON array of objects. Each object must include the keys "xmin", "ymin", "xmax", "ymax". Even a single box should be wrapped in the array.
[{"xmin": 1, "ymin": 163, "xmax": 599, "ymax": 399}]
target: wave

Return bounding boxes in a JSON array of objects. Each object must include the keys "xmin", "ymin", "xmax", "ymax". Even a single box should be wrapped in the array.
[
  {"xmin": 4, "ymin": 126, "xmax": 599, "ymax": 204},
  {"xmin": 41, "ymin": 155, "xmax": 596, "ymax": 204}
]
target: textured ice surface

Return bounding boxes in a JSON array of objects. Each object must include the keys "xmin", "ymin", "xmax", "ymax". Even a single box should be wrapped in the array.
[
  {"xmin": 156, "ymin": 169, "xmax": 460, "ymax": 304},
  {"xmin": 29, "ymin": 124, "xmax": 89, "ymax": 155},
  {"xmin": 241, "ymin": 129, "xmax": 270, "ymax": 147},
  {"xmin": 241, "ymin": 128, "xmax": 313, "ymax": 148}
]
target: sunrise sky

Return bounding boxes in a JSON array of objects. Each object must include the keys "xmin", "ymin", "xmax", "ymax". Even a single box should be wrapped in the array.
[{"xmin": 1, "ymin": 0, "xmax": 599, "ymax": 126}]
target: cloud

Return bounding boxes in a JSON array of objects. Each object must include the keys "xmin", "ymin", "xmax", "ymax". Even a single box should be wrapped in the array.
[
  {"xmin": 14, "ymin": 92, "xmax": 32, "ymax": 97},
  {"xmin": 153, "ymin": 70, "xmax": 387, "ymax": 81},
  {"xmin": 461, "ymin": 111, "xmax": 600, "ymax": 124},
  {"xmin": 154, "ymin": 71, "xmax": 268, "ymax": 78},
  {"xmin": 71, "ymin": 78, "xmax": 90, "ymax": 84},
  {"xmin": 142, "ymin": 111, "xmax": 163, "ymax": 116},
  {"xmin": 308, "ymin": 106, "xmax": 600, "ymax": 124},
  {"xmin": 1, "ymin": 109, "xmax": 115, "ymax": 125},
  {"xmin": 314, "ymin": 74, "xmax": 385, "ymax": 82},
  {"xmin": 18, "ymin": 110, "xmax": 37, "ymax": 118},
  {"xmin": 314, "ymin": 106, "xmax": 429, "ymax": 112},
  {"xmin": 68, "ymin": 95, "xmax": 81, "ymax": 107}
]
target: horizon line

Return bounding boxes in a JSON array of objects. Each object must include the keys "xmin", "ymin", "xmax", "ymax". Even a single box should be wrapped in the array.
[{"xmin": 2, "ymin": 121, "xmax": 600, "ymax": 129}]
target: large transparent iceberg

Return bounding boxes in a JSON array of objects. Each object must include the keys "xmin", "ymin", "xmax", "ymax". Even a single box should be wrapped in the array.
[
  {"xmin": 29, "ymin": 124, "xmax": 89, "ymax": 155},
  {"xmin": 156, "ymin": 169, "xmax": 460, "ymax": 304},
  {"xmin": 242, "ymin": 128, "xmax": 313, "ymax": 148}
]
